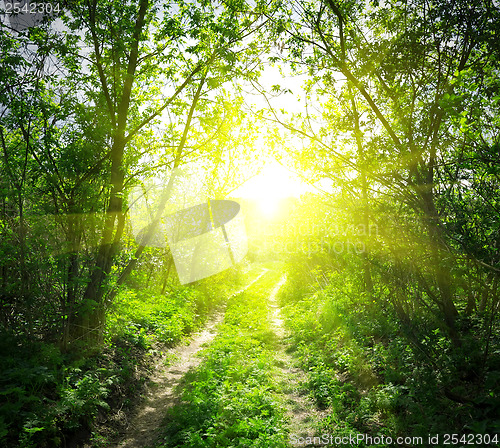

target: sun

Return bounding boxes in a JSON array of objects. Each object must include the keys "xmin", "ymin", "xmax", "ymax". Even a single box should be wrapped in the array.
[
  {"xmin": 258, "ymin": 195, "xmax": 281, "ymax": 217},
  {"xmin": 234, "ymin": 162, "xmax": 309, "ymax": 218}
]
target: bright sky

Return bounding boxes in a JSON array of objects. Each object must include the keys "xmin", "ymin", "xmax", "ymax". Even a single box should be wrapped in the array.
[
  {"xmin": 233, "ymin": 161, "xmax": 311, "ymax": 216},
  {"xmin": 229, "ymin": 61, "xmax": 314, "ymax": 217}
]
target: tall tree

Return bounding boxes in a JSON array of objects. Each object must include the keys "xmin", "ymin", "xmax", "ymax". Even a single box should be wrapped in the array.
[
  {"xmin": 62, "ymin": 0, "xmax": 273, "ymax": 344},
  {"xmin": 0, "ymin": 0, "xmax": 274, "ymax": 345},
  {"xmin": 268, "ymin": 0, "xmax": 500, "ymax": 343}
]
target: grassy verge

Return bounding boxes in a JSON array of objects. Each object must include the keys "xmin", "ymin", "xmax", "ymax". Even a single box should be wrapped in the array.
[{"xmin": 156, "ymin": 268, "xmax": 289, "ymax": 448}]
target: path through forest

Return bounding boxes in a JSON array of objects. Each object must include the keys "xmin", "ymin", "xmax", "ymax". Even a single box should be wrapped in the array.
[
  {"xmin": 113, "ymin": 312, "xmax": 223, "ymax": 448},
  {"xmin": 112, "ymin": 269, "xmax": 269, "ymax": 448}
]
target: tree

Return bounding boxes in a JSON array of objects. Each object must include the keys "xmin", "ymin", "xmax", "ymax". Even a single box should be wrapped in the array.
[
  {"xmin": 267, "ymin": 0, "xmax": 500, "ymax": 345},
  {"xmin": 0, "ymin": 0, "xmax": 275, "ymax": 346},
  {"xmin": 69, "ymin": 0, "xmax": 274, "ymax": 344}
]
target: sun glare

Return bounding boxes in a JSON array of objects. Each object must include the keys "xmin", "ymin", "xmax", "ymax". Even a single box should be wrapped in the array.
[
  {"xmin": 259, "ymin": 196, "xmax": 281, "ymax": 217},
  {"xmin": 235, "ymin": 162, "xmax": 309, "ymax": 218}
]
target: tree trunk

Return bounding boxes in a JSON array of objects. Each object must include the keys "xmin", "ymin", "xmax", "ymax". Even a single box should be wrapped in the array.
[
  {"xmin": 420, "ymin": 187, "xmax": 460, "ymax": 345},
  {"xmin": 161, "ymin": 255, "xmax": 173, "ymax": 295},
  {"xmin": 70, "ymin": 0, "xmax": 150, "ymax": 346},
  {"xmin": 349, "ymin": 87, "xmax": 373, "ymax": 297}
]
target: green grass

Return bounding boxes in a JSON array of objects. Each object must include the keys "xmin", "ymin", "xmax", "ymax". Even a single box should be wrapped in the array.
[
  {"xmin": 156, "ymin": 268, "xmax": 289, "ymax": 448},
  {"xmin": 106, "ymin": 286, "xmax": 202, "ymax": 347}
]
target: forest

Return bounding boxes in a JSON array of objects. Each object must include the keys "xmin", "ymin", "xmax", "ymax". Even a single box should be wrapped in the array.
[{"xmin": 0, "ymin": 0, "xmax": 499, "ymax": 447}]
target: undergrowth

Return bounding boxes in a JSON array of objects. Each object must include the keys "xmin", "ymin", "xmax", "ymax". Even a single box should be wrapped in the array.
[
  {"xmin": 0, "ymin": 265, "xmax": 248, "ymax": 447},
  {"xmin": 279, "ymin": 267, "xmax": 500, "ymax": 447}
]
